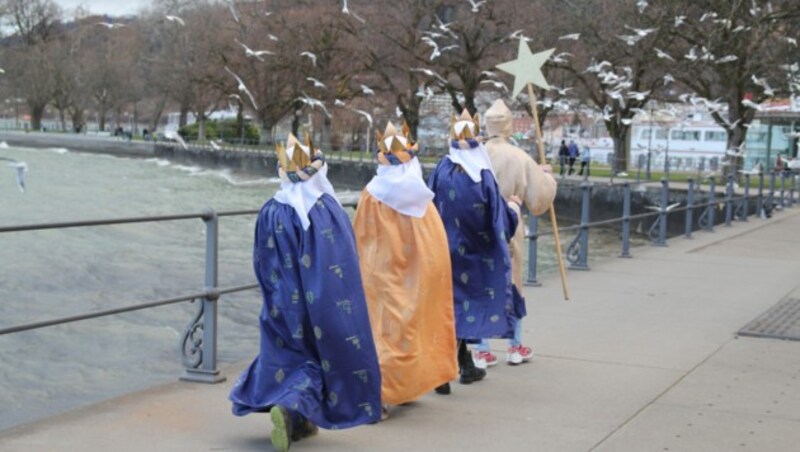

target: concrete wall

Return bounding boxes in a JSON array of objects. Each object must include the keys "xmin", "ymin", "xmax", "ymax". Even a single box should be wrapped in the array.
[
  {"xmin": 0, "ymin": 131, "xmax": 155, "ymax": 158},
  {"xmin": 3, "ymin": 132, "xmax": 756, "ymax": 235}
]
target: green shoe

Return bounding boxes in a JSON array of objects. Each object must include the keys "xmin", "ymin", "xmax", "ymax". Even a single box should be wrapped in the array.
[{"xmin": 269, "ymin": 406, "xmax": 292, "ymax": 452}]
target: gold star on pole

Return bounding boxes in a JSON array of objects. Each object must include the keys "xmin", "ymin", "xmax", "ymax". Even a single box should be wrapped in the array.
[{"xmin": 496, "ymin": 40, "xmax": 555, "ymax": 97}]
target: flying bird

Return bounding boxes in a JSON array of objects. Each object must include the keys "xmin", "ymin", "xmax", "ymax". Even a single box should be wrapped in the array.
[
  {"xmin": 716, "ymin": 55, "xmax": 738, "ymax": 64},
  {"xmin": 351, "ymin": 108, "xmax": 373, "ymax": 126},
  {"xmin": 165, "ymin": 15, "xmax": 185, "ymax": 26},
  {"xmin": 224, "ymin": 67, "xmax": 259, "ymax": 110},
  {"xmin": 624, "ymin": 25, "xmax": 657, "ymax": 37},
  {"xmin": 465, "ymin": 0, "xmax": 487, "ymax": 13},
  {"xmin": 228, "ymin": 2, "xmax": 240, "ymax": 22},
  {"xmin": 341, "ymin": 0, "xmax": 366, "ymax": 23},
  {"xmin": 411, "ymin": 67, "xmax": 448, "ymax": 84},
  {"xmin": 654, "ymin": 47, "xmax": 674, "ymax": 61},
  {"xmin": 558, "ymin": 33, "xmax": 580, "ymax": 40},
  {"xmin": 741, "ymin": 99, "xmax": 765, "ymax": 111},
  {"xmin": 296, "ymin": 93, "xmax": 331, "ymax": 118},
  {"xmin": 617, "ymin": 34, "xmax": 642, "ymax": 46},
  {"xmin": 96, "ymin": 22, "xmax": 125, "ymax": 29},
  {"xmin": 307, "ymin": 77, "xmax": 327, "ymax": 90},
  {"xmin": 645, "ymin": 202, "xmax": 681, "ymax": 212},
  {"xmin": 481, "ymin": 80, "xmax": 508, "ymax": 91},
  {"xmin": 163, "ymin": 130, "xmax": 188, "ymax": 150},
  {"xmin": 360, "ymin": 84, "xmax": 375, "ymax": 96},
  {"xmin": 550, "ymin": 52, "xmax": 572, "ymax": 64},
  {"xmin": 235, "ymin": 39, "xmax": 274, "ymax": 61},
  {"xmin": 300, "ymin": 51, "xmax": 317, "ymax": 66},
  {"xmin": 0, "ymin": 157, "xmax": 27, "ymax": 193}
]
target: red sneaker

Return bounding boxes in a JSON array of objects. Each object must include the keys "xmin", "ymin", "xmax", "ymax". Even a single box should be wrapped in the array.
[
  {"xmin": 474, "ymin": 351, "xmax": 499, "ymax": 368},
  {"xmin": 507, "ymin": 345, "xmax": 533, "ymax": 365}
]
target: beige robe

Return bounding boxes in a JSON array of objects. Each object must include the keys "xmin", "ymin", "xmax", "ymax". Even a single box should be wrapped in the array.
[{"xmin": 485, "ymin": 100, "xmax": 557, "ymax": 289}]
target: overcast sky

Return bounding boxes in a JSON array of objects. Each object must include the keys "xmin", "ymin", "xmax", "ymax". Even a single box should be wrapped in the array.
[{"xmin": 55, "ymin": 0, "xmax": 151, "ymax": 17}]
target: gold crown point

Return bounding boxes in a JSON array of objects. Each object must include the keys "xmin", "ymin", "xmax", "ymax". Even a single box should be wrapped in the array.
[{"xmin": 384, "ymin": 121, "xmax": 398, "ymax": 137}]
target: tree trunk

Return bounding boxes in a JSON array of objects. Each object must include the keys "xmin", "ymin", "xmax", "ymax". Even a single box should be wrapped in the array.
[
  {"xmin": 611, "ymin": 132, "xmax": 629, "ymax": 173},
  {"xmin": 724, "ymin": 122, "xmax": 749, "ymax": 177},
  {"xmin": 98, "ymin": 110, "xmax": 107, "ymax": 132},
  {"xmin": 132, "ymin": 104, "xmax": 139, "ymax": 135},
  {"xmin": 179, "ymin": 106, "xmax": 190, "ymax": 128},
  {"xmin": 70, "ymin": 108, "xmax": 85, "ymax": 133},
  {"xmin": 58, "ymin": 108, "xmax": 67, "ymax": 131},
  {"xmin": 30, "ymin": 103, "xmax": 45, "ymax": 131},
  {"xmin": 149, "ymin": 95, "xmax": 167, "ymax": 132},
  {"xmin": 236, "ymin": 102, "xmax": 245, "ymax": 142},
  {"xmin": 291, "ymin": 111, "xmax": 301, "ymax": 137},
  {"xmin": 197, "ymin": 114, "xmax": 206, "ymax": 141},
  {"xmin": 320, "ymin": 115, "xmax": 332, "ymax": 152}
]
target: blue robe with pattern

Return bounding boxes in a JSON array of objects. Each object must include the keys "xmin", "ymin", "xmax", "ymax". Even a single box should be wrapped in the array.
[
  {"xmin": 229, "ymin": 194, "xmax": 381, "ymax": 429},
  {"xmin": 428, "ymin": 158, "xmax": 519, "ymax": 341}
]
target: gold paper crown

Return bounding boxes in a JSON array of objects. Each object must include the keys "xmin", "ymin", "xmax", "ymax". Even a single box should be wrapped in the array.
[
  {"xmin": 276, "ymin": 133, "xmax": 314, "ymax": 172},
  {"xmin": 450, "ymin": 109, "xmax": 481, "ymax": 140},
  {"xmin": 375, "ymin": 121, "xmax": 419, "ymax": 165}
]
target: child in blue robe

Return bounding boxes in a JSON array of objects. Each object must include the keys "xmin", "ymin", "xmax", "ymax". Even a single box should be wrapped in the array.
[
  {"xmin": 428, "ymin": 110, "xmax": 521, "ymax": 387},
  {"xmin": 229, "ymin": 134, "xmax": 381, "ymax": 451}
]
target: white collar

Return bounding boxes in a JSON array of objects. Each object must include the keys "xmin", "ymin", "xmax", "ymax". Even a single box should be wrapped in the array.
[
  {"xmin": 447, "ymin": 141, "xmax": 496, "ymax": 183},
  {"xmin": 366, "ymin": 158, "xmax": 433, "ymax": 218},
  {"xmin": 273, "ymin": 163, "xmax": 339, "ymax": 230}
]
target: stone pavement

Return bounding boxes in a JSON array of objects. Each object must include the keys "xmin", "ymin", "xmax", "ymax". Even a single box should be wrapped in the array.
[{"xmin": 2, "ymin": 210, "xmax": 799, "ymax": 452}]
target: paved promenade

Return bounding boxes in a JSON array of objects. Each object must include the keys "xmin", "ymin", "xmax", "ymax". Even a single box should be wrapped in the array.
[{"xmin": 2, "ymin": 210, "xmax": 800, "ymax": 451}]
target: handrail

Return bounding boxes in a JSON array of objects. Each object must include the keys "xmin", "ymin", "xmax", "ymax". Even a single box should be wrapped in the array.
[
  {"xmin": 1, "ymin": 171, "xmax": 795, "ymax": 384},
  {"xmin": 0, "ymin": 203, "xmax": 358, "ymax": 234},
  {"xmin": 528, "ymin": 194, "xmax": 750, "ymax": 239},
  {"xmin": 0, "ymin": 283, "xmax": 261, "ymax": 336}
]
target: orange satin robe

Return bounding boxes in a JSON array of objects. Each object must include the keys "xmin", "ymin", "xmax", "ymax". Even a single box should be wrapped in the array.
[{"xmin": 353, "ymin": 191, "xmax": 458, "ymax": 405}]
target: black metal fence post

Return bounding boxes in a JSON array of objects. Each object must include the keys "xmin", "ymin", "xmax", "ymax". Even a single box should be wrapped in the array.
[
  {"xmin": 620, "ymin": 182, "xmax": 632, "ymax": 258},
  {"xmin": 685, "ymin": 178, "xmax": 694, "ymax": 238}
]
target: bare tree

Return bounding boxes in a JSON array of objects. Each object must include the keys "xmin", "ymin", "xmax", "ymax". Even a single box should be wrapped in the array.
[
  {"xmin": 550, "ymin": 0, "xmax": 673, "ymax": 172},
  {"xmin": 654, "ymin": 0, "xmax": 800, "ymax": 173},
  {"xmin": 1, "ymin": 0, "xmax": 62, "ymax": 130}
]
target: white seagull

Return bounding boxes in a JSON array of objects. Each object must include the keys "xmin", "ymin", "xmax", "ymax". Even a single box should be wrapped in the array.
[
  {"xmin": 307, "ymin": 77, "xmax": 327, "ymax": 90},
  {"xmin": 235, "ymin": 39, "xmax": 274, "ymax": 61},
  {"xmin": 411, "ymin": 67, "xmax": 448, "ymax": 84},
  {"xmin": 97, "ymin": 22, "xmax": 125, "ymax": 29},
  {"xmin": 645, "ymin": 202, "xmax": 681, "ymax": 212},
  {"xmin": 341, "ymin": 0, "xmax": 366, "ymax": 23},
  {"xmin": 0, "ymin": 157, "xmax": 28, "ymax": 193},
  {"xmin": 163, "ymin": 130, "xmax": 188, "ymax": 150},
  {"xmin": 165, "ymin": 15, "xmax": 185, "ymax": 26},
  {"xmin": 654, "ymin": 47, "xmax": 674, "ymax": 61},
  {"xmin": 296, "ymin": 93, "xmax": 331, "ymax": 118},
  {"xmin": 351, "ymin": 109, "xmax": 373, "ymax": 126},
  {"xmin": 224, "ymin": 67, "xmax": 259, "ymax": 110},
  {"xmin": 466, "ymin": 0, "xmax": 486, "ymax": 13},
  {"xmin": 558, "ymin": 33, "xmax": 581, "ymax": 40},
  {"xmin": 360, "ymin": 84, "xmax": 375, "ymax": 96},
  {"xmin": 300, "ymin": 51, "xmax": 317, "ymax": 66}
]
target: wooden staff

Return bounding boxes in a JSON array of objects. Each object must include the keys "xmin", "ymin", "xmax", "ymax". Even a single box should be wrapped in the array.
[{"xmin": 527, "ymin": 82, "xmax": 570, "ymax": 301}]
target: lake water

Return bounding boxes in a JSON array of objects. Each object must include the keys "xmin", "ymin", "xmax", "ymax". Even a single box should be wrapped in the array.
[{"xmin": 0, "ymin": 143, "xmax": 632, "ymax": 430}]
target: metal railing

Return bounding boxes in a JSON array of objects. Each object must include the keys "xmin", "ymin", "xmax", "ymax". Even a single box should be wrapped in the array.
[
  {"xmin": 0, "ymin": 203, "xmax": 355, "ymax": 384},
  {"xmin": 0, "ymin": 170, "xmax": 796, "ymax": 384},
  {"xmin": 525, "ymin": 171, "xmax": 797, "ymax": 285}
]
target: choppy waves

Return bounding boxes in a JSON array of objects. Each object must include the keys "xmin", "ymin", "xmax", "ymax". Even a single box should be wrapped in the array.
[{"xmin": 145, "ymin": 158, "xmax": 280, "ymax": 186}]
